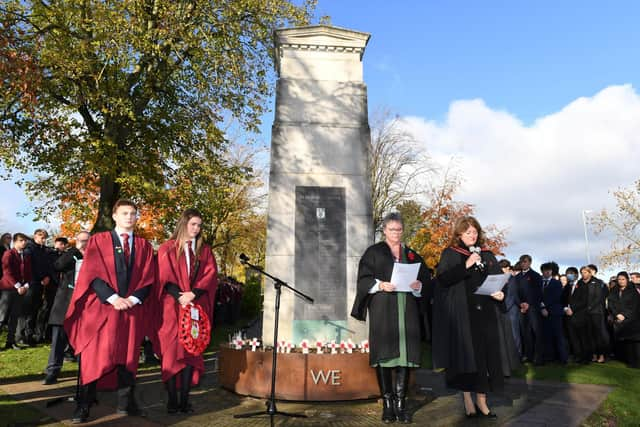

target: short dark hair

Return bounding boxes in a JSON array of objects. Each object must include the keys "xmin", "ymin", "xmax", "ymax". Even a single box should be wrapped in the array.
[
  {"xmin": 617, "ymin": 271, "xmax": 630, "ymax": 281},
  {"xmin": 382, "ymin": 212, "xmax": 404, "ymax": 229},
  {"xmin": 33, "ymin": 228, "xmax": 48, "ymax": 237},
  {"xmin": 513, "ymin": 261, "xmax": 523, "ymax": 272},
  {"xmin": 630, "ymin": 272, "xmax": 640, "ymax": 278},
  {"xmin": 498, "ymin": 259, "xmax": 511, "ymax": 269},
  {"xmin": 112, "ymin": 199, "xmax": 138, "ymax": 214},
  {"xmin": 566, "ymin": 267, "xmax": 579, "ymax": 275},
  {"xmin": 540, "ymin": 261, "xmax": 559, "ymax": 276},
  {"xmin": 54, "ymin": 237, "xmax": 69, "ymax": 245},
  {"xmin": 1, "ymin": 233, "xmax": 11, "ymax": 240},
  {"xmin": 519, "ymin": 254, "xmax": 532, "ymax": 263},
  {"xmin": 588, "ymin": 264, "xmax": 598, "ymax": 273},
  {"xmin": 13, "ymin": 232, "xmax": 28, "ymax": 242}
]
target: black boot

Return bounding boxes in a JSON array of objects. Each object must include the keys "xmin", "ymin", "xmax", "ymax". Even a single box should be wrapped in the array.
[
  {"xmin": 376, "ymin": 366, "xmax": 396, "ymax": 423},
  {"xmin": 394, "ymin": 367, "xmax": 411, "ymax": 424},
  {"xmin": 179, "ymin": 366, "xmax": 194, "ymax": 413},
  {"xmin": 71, "ymin": 383, "xmax": 94, "ymax": 424},
  {"xmin": 166, "ymin": 376, "xmax": 179, "ymax": 414}
]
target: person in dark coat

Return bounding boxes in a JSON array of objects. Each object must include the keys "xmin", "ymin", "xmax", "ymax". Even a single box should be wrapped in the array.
[
  {"xmin": 433, "ymin": 216, "xmax": 516, "ymax": 419},
  {"xmin": 585, "ymin": 265, "xmax": 609, "ymax": 363},
  {"xmin": 540, "ymin": 262, "xmax": 568, "ymax": 363},
  {"xmin": 499, "ymin": 259, "xmax": 522, "ymax": 357},
  {"xmin": 42, "ymin": 231, "xmax": 89, "ymax": 384},
  {"xmin": 564, "ymin": 266, "xmax": 592, "ymax": 363},
  {"xmin": 0, "ymin": 233, "xmax": 31, "ymax": 350},
  {"xmin": 18, "ymin": 229, "xmax": 54, "ymax": 345},
  {"xmin": 517, "ymin": 254, "xmax": 545, "ymax": 365},
  {"xmin": 607, "ymin": 272, "xmax": 640, "ymax": 368},
  {"xmin": 351, "ymin": 212, "xmax": 430, "ymax": 424},
  {"xmin": 562, "ymin": 267, "xmax": 579, "ymax": 358}
]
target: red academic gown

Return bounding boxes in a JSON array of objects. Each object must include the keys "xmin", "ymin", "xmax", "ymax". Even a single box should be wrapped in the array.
[
  {"xmin": 64, "ymin": 231, "xmax": 156, "ymax": 389},
  {"xmin": 156, "ymin": 240, "xmax": 218, "ymax": 386}
]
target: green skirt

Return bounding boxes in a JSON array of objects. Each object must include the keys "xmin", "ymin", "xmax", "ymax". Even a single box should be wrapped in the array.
[{"xmin": 374, "ymin": 293, "xmax": 420, "ymax": 368}]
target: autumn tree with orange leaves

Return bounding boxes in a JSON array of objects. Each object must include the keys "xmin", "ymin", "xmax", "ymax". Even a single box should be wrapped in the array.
[{"xmin": 405, "ymin": 169, "xmax": 508, "ymax": 269}]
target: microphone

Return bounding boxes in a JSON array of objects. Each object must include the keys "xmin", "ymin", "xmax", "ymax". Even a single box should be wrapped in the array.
[
  {"xmin": 239, "ymin": 253, "xmax": 250, "ymax": 264},
  {"xmin": 469, "ymin": 246, "xmax": 485, "ymax": 270}
]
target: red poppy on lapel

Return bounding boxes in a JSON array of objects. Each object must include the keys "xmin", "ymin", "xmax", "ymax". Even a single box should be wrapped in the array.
[{"xmin": 407, "ymin": 251, "xmax": 415, "ymax": 262}]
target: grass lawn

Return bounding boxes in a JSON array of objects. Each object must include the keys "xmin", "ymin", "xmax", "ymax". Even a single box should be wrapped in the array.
[{"xmin": 517, "ymin": 360, "xmax": 640, "ymax": 427}]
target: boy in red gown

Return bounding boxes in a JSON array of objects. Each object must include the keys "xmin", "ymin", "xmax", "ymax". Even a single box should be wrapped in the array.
[{"xmin": 65, "ymin": 200, "xmax": 156, "ymax": 423}]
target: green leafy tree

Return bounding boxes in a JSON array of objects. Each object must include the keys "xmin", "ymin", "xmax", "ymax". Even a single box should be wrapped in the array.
[{"xmin": 0, "ymin": 0, "xmax": 315, "ymax": 230}]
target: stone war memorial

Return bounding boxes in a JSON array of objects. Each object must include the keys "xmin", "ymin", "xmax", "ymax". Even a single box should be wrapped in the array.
[{"xmin": 219, "ymin": 25, "xmax": 377, "ymax": 400}]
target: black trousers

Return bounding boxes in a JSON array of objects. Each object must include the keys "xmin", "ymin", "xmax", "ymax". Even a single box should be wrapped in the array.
[
  {"xmin": 17, "ymin": 283, "xmax": 42, "ymax": 341},
  {"xmin": 45, "ymin": 325, "xmax": 68, "ymax": 376},
  {"xmin": 35, "ymin": 285, "xmax": 57, "ymax": 342},
  {"xmin": 521, "ymin": 311, "xmax": 544, "ymax": 363},
  {"xmin": 0, "ymin": 290, "xmax": 24, "ymax": 344},
  {"xmin": 543, "ymin": 314, "xmax": 568, "ymax": 363},
  {"xmin": 568, "ymin": 318, "xmax": 591, "ymax": 361},
  {"xmin": 588, "ymin": 313, "xmax": 610, "ymax": 355}
]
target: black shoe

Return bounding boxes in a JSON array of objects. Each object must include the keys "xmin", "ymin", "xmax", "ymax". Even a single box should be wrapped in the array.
[
  {"xmin": 116, "ymin": 386, "xmax": 147, "ymax": 417},
  {"xmin": 4, "ymin": 342, "xmax": 22, "ymax": 350},
  {"xmin": 42, "ymin": 374, "xmax": 58, "ymax": 385},
  {"xmin": 475, "ymin": 404, "xmax": 497, "ymax": 419},
  {"xmin": 71, "ymin": 405, "xmax": 90, "ymax": 423}
]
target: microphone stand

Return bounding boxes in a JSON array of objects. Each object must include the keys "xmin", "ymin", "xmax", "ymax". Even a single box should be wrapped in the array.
[{"xmin": 233, "ymin": 254, "xmax": 314, "ymax": 426}]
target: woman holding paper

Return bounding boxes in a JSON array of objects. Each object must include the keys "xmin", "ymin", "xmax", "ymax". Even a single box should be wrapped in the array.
[
  {"xmin": 432, "ymin": 216, "xmax": 518, "ymax": 419},
  {"xmin": 156, "ymin": 209, "xmax": 218, "ymax": 414},
  {"xmin": 351, "ymin": 212, "xmax": 431, "ymax": 424}
]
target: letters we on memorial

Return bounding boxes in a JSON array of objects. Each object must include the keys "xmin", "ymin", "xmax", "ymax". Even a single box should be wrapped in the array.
[{"xmin": 310, "ymin": 369, "xmax": 342, "ymax": 386}]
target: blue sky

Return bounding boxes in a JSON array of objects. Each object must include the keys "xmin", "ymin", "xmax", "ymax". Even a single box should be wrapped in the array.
[
  {"xmin": 310, "ymin": 0, "xmax": 640, "ymax": 124},
  {"xmin": 3, "ymin": 1, "xmax": 640, "ymax": 273}
]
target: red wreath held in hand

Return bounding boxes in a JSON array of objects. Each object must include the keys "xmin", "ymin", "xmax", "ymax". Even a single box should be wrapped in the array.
[{"xmin": 178, "ymin": 303, "xmax": 211, "ymax": 355}]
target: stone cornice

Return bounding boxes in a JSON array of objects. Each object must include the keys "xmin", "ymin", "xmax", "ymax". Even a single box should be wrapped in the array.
[{"xmin": 274, "ymin": 25, "xmax": 371, "ymax": 70}]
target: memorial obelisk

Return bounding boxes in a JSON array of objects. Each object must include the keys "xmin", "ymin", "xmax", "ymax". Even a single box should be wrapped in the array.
[{"xmin": 263, "ymin": 25, "xmax": 373, "ymax": 346}]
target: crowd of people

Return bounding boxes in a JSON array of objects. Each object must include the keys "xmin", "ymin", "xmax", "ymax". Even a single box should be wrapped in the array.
[
  {"xmin": 497, "ymin": 257, "xmax": 640, "ymax": 369},
  {"xmin": 353, "ymin": 213, "xmax": 640, "ymax": 424},
  {"xmin": 0, "ymin": 201, "xmax": 229, "ymax": 423}
]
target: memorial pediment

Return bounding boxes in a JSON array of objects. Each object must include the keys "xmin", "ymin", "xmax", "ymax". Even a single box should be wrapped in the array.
[{"xmin": 276, "ymin": 25, "xmax": 370, "ymax": 55}]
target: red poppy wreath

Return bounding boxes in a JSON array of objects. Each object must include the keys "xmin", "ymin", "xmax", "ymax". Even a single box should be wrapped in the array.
[{"xmin": 178, "ymin": 303, "xmax": 211, "ymax": 355}]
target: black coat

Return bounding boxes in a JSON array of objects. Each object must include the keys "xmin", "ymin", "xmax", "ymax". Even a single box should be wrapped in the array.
[
  {"xmin": 567, "ymin": 279, "xmax": 589, "ymax": 325},
  {"xmin": 24, "ymin": 241, "xmax": 54, "ymax": 285},
  {"xmin": 48, "ymin": 247, "xmax": 83, "ymax": 325},
  {"xmin": 432, "ymin": 247, "xmax": 519, "ymax": 375},
  {"xmin": 350, "ymin": 241, "xmax": 431, "ymax": 365},
  {"xmin": 607, "ymin": 285, "xmax": 640, "ymax": 341}
]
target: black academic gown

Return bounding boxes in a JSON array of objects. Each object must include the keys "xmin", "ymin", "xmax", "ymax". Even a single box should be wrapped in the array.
[
  {"xmin": 432, "ymin": 247, "xmax": 519, "ymax": 393},
  {"xmin": 351, "ymin": 241, "xmax": 431, "ymax": 366}
]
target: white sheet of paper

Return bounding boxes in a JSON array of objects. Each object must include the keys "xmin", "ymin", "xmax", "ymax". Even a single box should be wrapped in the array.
[
  {"xmin": 474, "ymin": 273, "xmax": 511, "ymax": 296},
  {"xmin": 389, "ymin": 263, "xmax": 420, "ymax": 292}
]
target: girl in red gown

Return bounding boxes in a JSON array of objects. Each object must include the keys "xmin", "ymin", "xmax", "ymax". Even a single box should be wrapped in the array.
[{"xmin": 157, "ymin": 209, "xmax": 218, "ymax": 413}]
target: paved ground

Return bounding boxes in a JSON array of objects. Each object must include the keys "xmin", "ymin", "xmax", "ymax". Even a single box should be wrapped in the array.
[{"xmin": 0, "ymin": 357, "xmax": 611, "ymax": 426}]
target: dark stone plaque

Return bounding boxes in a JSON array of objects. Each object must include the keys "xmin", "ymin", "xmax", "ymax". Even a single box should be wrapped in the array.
[{"xmin": 294, "ymin": 186, "xmax": 346, "ymax": 322}]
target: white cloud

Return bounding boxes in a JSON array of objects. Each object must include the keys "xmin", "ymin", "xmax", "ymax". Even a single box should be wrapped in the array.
[{"xmin": 399, "ymin": 84, "xmax": 640, "ymax": 273}]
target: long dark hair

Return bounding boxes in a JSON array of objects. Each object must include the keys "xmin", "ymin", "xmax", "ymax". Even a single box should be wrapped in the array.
[{"xmin": 171, "ymin": 208, "xmax": 203, "ymax": 259}]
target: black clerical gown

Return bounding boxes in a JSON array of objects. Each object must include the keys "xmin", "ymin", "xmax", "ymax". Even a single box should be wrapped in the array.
[
  {"xmin": 351, "ymin": 241, "xmax": 431, "ymax": 366},
  {"xmin": 433, "ymin": 246, "xmax": 519, "ymax": 393}
]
